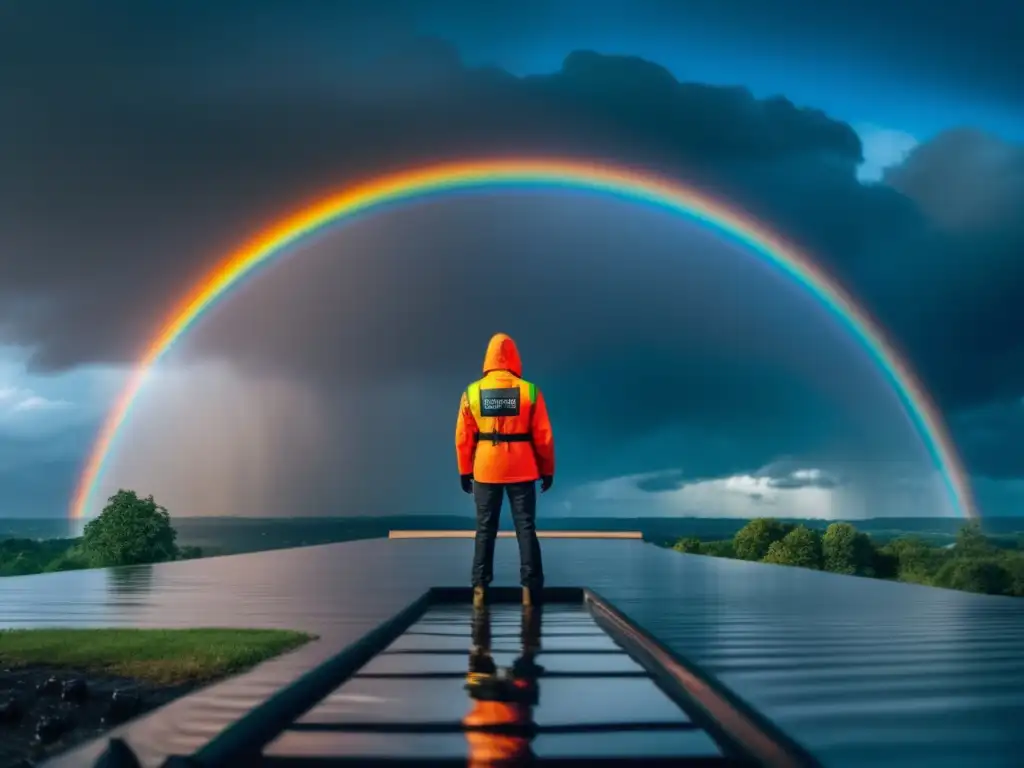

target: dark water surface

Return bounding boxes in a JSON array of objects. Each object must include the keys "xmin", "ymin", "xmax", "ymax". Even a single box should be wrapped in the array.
[
  {"xmin": 3, "ymin": 538, "xmax": 1022, "ymax": 767},
  {"xmin": 263, "ymin": 602, "xmax": 723, "ymax": 762}
]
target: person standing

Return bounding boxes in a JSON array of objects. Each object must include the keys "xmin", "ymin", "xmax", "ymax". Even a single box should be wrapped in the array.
[{"xmin": 455, "ymin": 333, "xmax": 555, "ymax": 608}]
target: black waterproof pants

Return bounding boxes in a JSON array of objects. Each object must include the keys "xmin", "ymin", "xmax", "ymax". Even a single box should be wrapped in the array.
[{"xmin": 471, "ymin": 480, "xmax": 545, "ymax": 590}]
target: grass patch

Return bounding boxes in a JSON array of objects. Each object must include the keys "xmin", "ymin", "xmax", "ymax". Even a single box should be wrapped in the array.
[{"xmin": 0, "ymin": 628, "xmax": 316, "ymax": 685}]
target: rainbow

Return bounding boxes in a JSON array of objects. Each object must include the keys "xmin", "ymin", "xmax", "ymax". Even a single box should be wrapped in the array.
[{"xmin": 70, "ymin": 158, "xmax": 977, "ymax": 520}]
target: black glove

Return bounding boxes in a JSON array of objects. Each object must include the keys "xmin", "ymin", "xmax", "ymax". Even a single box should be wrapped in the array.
[
  {"xmin": 540, "ymin": 475, "xmax": 553, "ymax": 493},
  {"xmin": 461, "ymin": 474, "xmax": 474, "ymax": 494}
]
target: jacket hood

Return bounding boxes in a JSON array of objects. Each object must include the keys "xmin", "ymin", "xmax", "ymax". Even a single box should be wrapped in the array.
[{"xmin": 482, "ymin": 333, "xmax": 522, "ymax": 377}]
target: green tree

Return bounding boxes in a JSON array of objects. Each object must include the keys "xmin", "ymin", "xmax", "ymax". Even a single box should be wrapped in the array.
[
  {"xmin": 81, "ymin": 490, "xmax": 179, "ymax": 567},
  {"xmin": 762, "ymin": 540, "xmax": 789, "ymax": 565},
  {"xmin": 1, "ymin": 552, "xmax": 37, "ymax": 576},
  {"xmin": 178, "ymin": 545, "xmax": 204, "ymax": 560},
  {"xmin": 954, "ymin": 521, "xmax": 993, "ymax": 557},
  {"xmin": 881, "ymin": 536, "xmax": 942, "ymax": 584},
  {"xmin": 703, "ymin": 540, "xmax": 735, "ymax": 558},
  {"xmin": 733, "ymin": 518, "xmax": 793, "ymax": 561},
  {"xmin": 673, "ymin": 537, "xmax": 703, "ymax": 554},
  {"xmin": 43, "ymin": 550, "xmax": 88, "ymax": 573},
  {"xmin": 761, "ymin": 525, "xmax": 823, "ymax": 569},
  {"xmin": 871, "ymin": 546, "xmax": 900, "ymax": 580},
  {"xmin": 822, "ymin": 522, "xmax": 874, "ymax": 575},
  {"xmin": 0, "ymin": 538, "xmax": 80, "ymax": 577},
  {"xmin": 933, "ymin": 558, "xmax": 1012, "ymax": 595},
  {"xmin": 1004, "ymin": 556, "xmax": 1024, "ymax": 597}
]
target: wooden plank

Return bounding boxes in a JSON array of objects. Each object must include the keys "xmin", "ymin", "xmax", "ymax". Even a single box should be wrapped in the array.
[{"xmin": 388, "ymin": 530, "xmax": 643, "ymax": 539}]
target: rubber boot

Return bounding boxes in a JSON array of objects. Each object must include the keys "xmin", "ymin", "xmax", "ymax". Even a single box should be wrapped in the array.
[
  {"xmin": 473, "ymin": 585, "xmax": 487, "ymax": 609},
  {"xmin": 522, "ymin": 587, "xmax": 540, "ymax": 607}
]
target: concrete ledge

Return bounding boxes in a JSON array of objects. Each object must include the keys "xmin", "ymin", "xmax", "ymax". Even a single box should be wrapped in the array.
[{"xmin": 388, "ymin": 530, "xmax": 643, "ymax": 539}]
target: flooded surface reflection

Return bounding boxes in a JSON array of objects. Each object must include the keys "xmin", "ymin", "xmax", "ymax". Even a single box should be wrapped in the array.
[
  {"xmin": 265, "ymin": 602, "xmax": 718, "ymax": 763},
  {"xmin": 4, "ymin": 538, "xmax": 1023, "ymax": 767}
]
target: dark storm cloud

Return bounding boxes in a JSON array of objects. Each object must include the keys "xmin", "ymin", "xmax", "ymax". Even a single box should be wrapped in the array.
[
  {"xmin": 0, "ymin": 460, "xmax": 78, "ymax": 518},
  {"xmin": 0, "ymin": 16, "xmax": 866, "ymax": 374},
  {"xmin": 684, "ymin": 0, "xmax": 1024, "ymax": 106},
  {"xmin": 1, "ymin": 2, "xmax": 1023, "ymax": 515},
  {"xmin": 408, "ymin": 0, "xmax": 1024, "ymax": 108},
  {"xmin": 3, "ymin": 16, "xmax": 872, "ymax": 376},
  {"xmin": 862, "ymin": 131, "xmax": 1024, "ymax": 416},
  {"xmin": 885, "ymin": 130, "xmax": 1024, "ymax": 232},
  {"xmin": 950, "ymin": 401, "xmax": 1024, "ymax": 482},
  {"xmin": 0, "ymin": 426, "xmax": 84, "ymax": 517},
  {"xmin": 635, "ymin": 470, "xmax": 688, "ymax": 494}
]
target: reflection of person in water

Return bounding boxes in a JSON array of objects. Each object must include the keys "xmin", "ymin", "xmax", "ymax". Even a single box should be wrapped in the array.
[{"xmin": 463, "ymin": 605, "xmax": 545, "ymax": 766}]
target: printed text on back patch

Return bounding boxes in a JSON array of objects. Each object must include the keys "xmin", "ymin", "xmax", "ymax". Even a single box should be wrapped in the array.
[{"xmin": 480, "ymin": 387, "xmax": 520, "ymax": 417}]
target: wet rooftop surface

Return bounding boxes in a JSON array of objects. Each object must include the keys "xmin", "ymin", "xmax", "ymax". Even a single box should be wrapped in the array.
[
  {"xmin": 262, "ymin": 602, "xmax": 724, "ymax": 763},
  {"xmin": 3, "ymin": 537, "xmax": 1023, "ymax": 767}
]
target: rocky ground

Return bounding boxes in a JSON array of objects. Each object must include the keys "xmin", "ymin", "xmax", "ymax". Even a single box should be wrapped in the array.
[{"xmin": 0, "ymin": 666, "xmax": 197, "ymax": 768}]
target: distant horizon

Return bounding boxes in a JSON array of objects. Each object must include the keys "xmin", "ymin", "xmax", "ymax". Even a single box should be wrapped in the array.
[
  {"xmin": 5, "ymin": 512, "xmax": 1019, "ymax": 561},
  {"xmin": 5, "ymin": 512, "xmax": 1019, "ymax": 523},
  {"xmin": 165, "ymin": 513, "xmax": 1012, "ymax": 522}
]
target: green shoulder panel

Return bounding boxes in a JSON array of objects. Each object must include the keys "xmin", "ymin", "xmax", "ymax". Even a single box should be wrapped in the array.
[
  {"xmin": 466, "ymin": 381, "xmax": 481, "ymax": 414},
  {"xmin": 526, "ymin": 380, "xmax": 536, "ymax": 404}
]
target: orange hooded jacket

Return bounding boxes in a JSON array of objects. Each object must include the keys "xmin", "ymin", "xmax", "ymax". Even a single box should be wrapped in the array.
[{"xmin": 455, "ymin": 333, "xmax": 555, "ymax": 485}]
